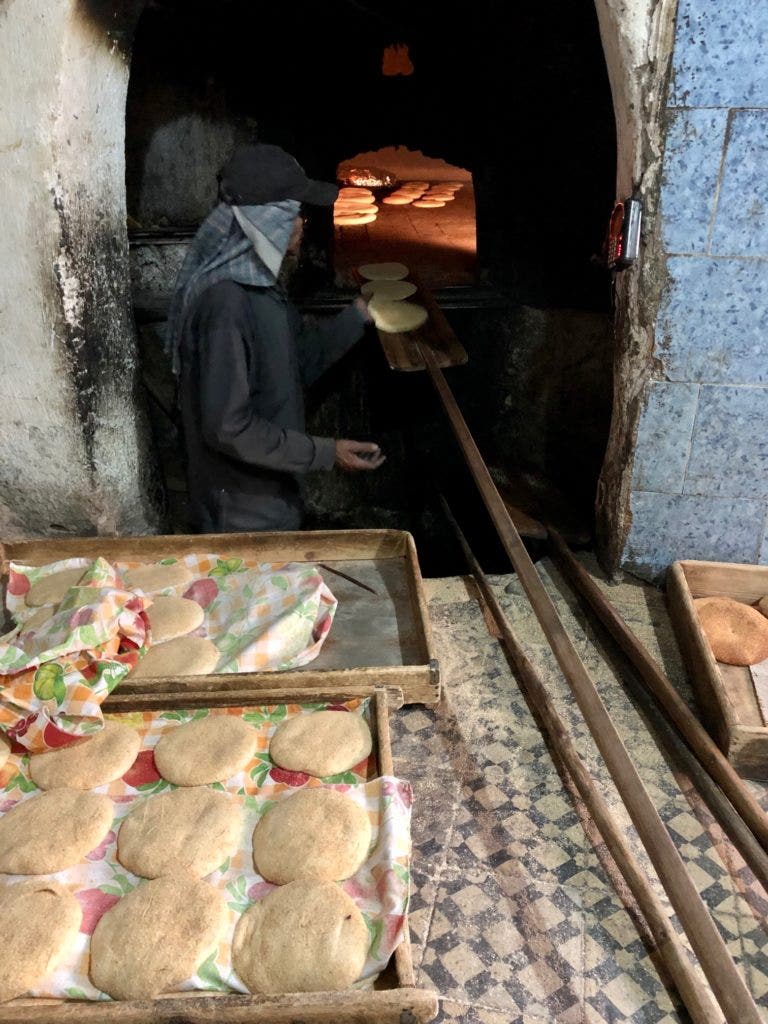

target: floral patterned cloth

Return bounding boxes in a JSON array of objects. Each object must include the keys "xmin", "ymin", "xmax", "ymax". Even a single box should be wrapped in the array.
[
  {"xmin": 1, "ymin": 554, "xmax": 338, "ymax": 753},
  {"xmin": 0, "ymin": 699, "xmax": 412, "ymax": 1000},
  {"xmin": 0, "ymin": 559, "xmax": 148, "ymax": 753}
]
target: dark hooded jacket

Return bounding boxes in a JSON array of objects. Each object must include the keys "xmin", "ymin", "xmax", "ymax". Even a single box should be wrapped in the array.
[{"xmin": 179, "ymin": 279, "xmax": 367, "ymax": 532}]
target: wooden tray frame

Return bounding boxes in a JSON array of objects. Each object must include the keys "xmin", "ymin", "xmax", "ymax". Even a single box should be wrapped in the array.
[
  {"xmin": 667, "ymin": 559, "xmax": 768, "ymax": 779},
  {"xmin": 0, "ymin": 529, "xmax": 440, "ymax": 706},
  {"xmin": 1, "ymin": 684, "xmax": 438, "ymax": 1023}
]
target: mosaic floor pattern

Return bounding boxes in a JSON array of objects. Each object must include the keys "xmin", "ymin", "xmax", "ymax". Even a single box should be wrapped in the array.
[{"xmin": 394, "ymin": 557, "xmax": 768, "ymax": 1023}]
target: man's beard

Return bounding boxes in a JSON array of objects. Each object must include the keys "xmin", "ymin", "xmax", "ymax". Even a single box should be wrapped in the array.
[{"xmin": 277, "ymin": 251, "xmax": 300, "ymax": 291}]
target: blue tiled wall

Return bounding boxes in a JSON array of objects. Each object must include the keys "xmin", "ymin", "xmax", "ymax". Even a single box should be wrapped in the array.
[{"xmin": 623, "ymin": 0, "xmax": 768, "ymax": 580}]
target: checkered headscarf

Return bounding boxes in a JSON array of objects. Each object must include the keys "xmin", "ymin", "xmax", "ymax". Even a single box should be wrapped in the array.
[{"xmin": 165, "ymin": 199, "xmax": 300, "ymax": 374}]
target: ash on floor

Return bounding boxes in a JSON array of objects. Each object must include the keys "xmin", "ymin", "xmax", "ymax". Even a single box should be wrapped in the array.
[{"xmin": 393, "ymin": 555, "xmax": 768, "ymax": 1023}]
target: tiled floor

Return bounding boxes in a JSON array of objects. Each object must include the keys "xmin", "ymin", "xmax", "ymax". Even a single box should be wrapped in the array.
[{"xmin": 394, "ymin": 559, "xmax": 768, "ymax": 1022}]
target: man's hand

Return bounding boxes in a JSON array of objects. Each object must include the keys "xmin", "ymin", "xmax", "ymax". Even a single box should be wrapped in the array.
[
  {"xmin": 353, "ymin": 296, "xmax": 374, "ymax": 323},
  {"xmin": 335, "ymin": 440, "xmax": 385, "ymax": 471}
]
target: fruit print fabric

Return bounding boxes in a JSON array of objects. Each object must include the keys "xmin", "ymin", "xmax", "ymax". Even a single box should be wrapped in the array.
[
  {"xmin": 0, "ymin": 558, "xmax": 149, "ymax": 753},
  {"xmin": 4, "ymin": 553, "xmax": 338, "ymax": 682},
  {"xmin": 0, "ymin": 699, "xmax": 411, "ymax": 1000}
]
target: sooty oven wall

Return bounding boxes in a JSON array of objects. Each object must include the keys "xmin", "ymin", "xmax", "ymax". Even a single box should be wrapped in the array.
[{"xmin": 127, "ymin": 0, "xmax": 615, "ymax": 567}]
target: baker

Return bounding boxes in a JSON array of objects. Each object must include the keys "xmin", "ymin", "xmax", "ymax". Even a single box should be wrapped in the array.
[{"xmin": 167, "ymin": 142, "xmax": 385, "ymax": 533}]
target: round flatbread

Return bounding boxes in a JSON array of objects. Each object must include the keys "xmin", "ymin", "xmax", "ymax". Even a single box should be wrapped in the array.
[
  {"xmin": 233, "ymin": 879, "xmax": 368, "ymax": 993},
  {"xmin": 334, "ymin": 211, "xmax": 377, "ymax": 226},
  {"xmin": 123, "ymin": 562, "xmax": 193, "ymax": 594},
  {"xmin": 357, "ymin": 262, "xmax": 409, "ymax": 281},
  {"xmin": 90, "ymin": 875, "xmax": 226, "ymax": 1000},
  {"xmin": 269, "ymin": 711, "xmax": 373, "ymax": 778},
  {"xmin": 0, "ymin": 790, "xmax": 113, "ymax": 874},
  {"xmin": 154, "ymin": 714, "xmax": 256, "ymax": 785},
  {"xmin": 368, "ymin": 298, "xmax": 429, "ymax": 334},
  {"xmin": 694, "ymin": 597, "xmax": 768, "ymax": 666},
  {"xmin": 29, "ymin": 720, "xmax": 140, "ymax": 791},
  {"xmin": 402, "ymin": 181, "xmax": 428, "ymax": 188},
  {"xmin": 25, "ymin": 568, "xmax": 86, "ymax": 608},
  {"xmin": 146, "ymin": 596, "xmax": 205, "ymax": 643},
  {"xmin": 0, "ymin": 733, "xmax": 9, "ymax": 772},
  {"xmin": 128, "ymin": 636, "xmax": 220, "ymax": 679},
  {"xmin": 338, "ymin": 187, "xmax": 373, "ymax": 197},
  {"xmin": 0, "ymin": 880, "xmax": 82, "ymax": 1002},
  {"xmin": 413, "ymin": 199, "xmax": 446, "ymax": 208},
  {"xmin": 382, "ymin": 195, "xmax": 415, "ymax": 205},
  {"xmin": 360, "ymin": 280, "xmax": 417, "ymax": 300},
  {"xmin": 334, "ymin": 195, "xmax": 375, "ymax": 206},
  {"xmin": 118, "ymin": 787, "xmax": 242, "ymax": 879},
  {"xmin": 252, "ymin": 788, "xmax": 372, "ymax": 883}
]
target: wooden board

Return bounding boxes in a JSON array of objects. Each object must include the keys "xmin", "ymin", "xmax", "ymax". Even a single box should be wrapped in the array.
[
  {"xmin": 0, "ymin": 685, "xmax": 438, "ymax": 1024},
  {"xmin": 667, "ymin": 560, "xmax": 768, "ymax": 779},
  {"xmin": 0, "ymin": 530, "xmax": 440, "ymax": 706},
  {"xmin": 358, "ymin": 271, "xmax": 468, "ymax": 371}
]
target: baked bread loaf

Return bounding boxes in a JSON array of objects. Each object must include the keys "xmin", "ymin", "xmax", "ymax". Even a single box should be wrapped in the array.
[{"xmin": 694, "ymin": 596, "xmax": 768, "ymax": 665}]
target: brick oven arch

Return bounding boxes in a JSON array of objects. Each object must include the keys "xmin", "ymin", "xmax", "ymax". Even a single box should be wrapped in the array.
[{"xmin": 0, "ymin": 0, "xmax": 677, "ymax": 566}]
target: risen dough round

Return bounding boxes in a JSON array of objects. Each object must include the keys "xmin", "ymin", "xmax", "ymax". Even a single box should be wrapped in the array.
[
  {"xmin": 252, "ymin": 787, "xmax": 372, "ymax": 883},
  {"xmin": 0, "ymin": 880, "xmax": 82, "ymax": 1002},
  {"xmin": 29, "ymin": 720, "xmax": 140, "ymax": 791},
  {"xmin": 89, "ymin": 875, "xmax": 226, "ymax": 1000},
  {"xmin": 118, "ymin": 787, "xmax": 242, "ymax": 878},
  {"xmin": 233, "ymin": 879, "xmax": 368, "ymax": 993},
  {"xmin": 129, "ymin": 636, "xmax": 220, "ymax": 679},
  {"xmin": 0, "ymin": 789, "xmax": 113, "ymax": 874},
  {"xmin": 153, "ymin": 714, "xmax": 256, "ymax": 785},
  {"xmin": 146, "ymin": 596, "xmax": 205, "ymax": 643},
  {"xmin": 269, "ymin": 710, "xmax": 372, "ymax": 778}
]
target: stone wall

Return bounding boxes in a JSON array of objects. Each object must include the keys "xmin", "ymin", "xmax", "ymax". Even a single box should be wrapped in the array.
[
  {"xmin": 0, "ymin": 0, "xmax": 162, "ymax": 540},
  {"xmin": 621, "ymin": 0, "xmax": 768, "ymax": 579}
]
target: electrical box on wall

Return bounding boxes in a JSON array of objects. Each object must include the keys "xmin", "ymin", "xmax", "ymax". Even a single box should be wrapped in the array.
[{"xmin": 605, "ymin": 198, "xmax": 642, "ymax": 269}]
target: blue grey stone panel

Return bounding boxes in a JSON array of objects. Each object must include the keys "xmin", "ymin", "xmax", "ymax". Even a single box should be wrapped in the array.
[
  {"xmin": 661, "ymin": 109, "xmax": 728, "ymax": 253},
  {"xmin": 711, "ymin": 110, "xmax": 768, "ymax": 257},
  {"xmin": 658, "ymin": 256, "xmax": 768, "ymax": 385},
  {"xmin": 624, "ymin": 491, "xmax": 764, "ymax": 580},
  {"xmin": 684, "ymin": 385, "xmax": 768, "ymax": 499},
  {"xmin": 761, "ymin": 511, "xmax": 768, "ymax": 564},
  {"xmin": 632, "ymin": 381, "xmax": 700, "ymax": 492},
  {"xmin": 669, "ymin": 0, "xmax": 768, "ymax": 107}
]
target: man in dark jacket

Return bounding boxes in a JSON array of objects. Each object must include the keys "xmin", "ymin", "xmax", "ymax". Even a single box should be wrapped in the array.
[{"xmin": 167, "ymin": 144, "xmax": 385, "ymax": 532}]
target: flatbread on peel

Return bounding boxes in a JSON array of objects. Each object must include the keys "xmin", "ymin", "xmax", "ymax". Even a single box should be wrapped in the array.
[
  {"xmin": 252, "ymin": 787, "xmax": 372, "ymax": 883},
  {"xmin": 25, "ymin": 568, "xmax": 87, "ymax": 608},
  {"xmin": 123, "ymin": 562, "xmax": 193, "ymax": 594},
  {"xmin": 233, "ymin": 879, "xmax": 368, "ymax": 993},
  {"xmin": 357, "ymin": 262, "xmax": 409, "ymax": 281},
  {"xmin": 89, "ymin": 875, "xmax": 226, "ymax": 1000},
  {"xmin": 154, "ymin": 714, "xmax": 256, "ymax": 785},
  {"xmin": 360, "ymin": 280, "xmax": 417, "ymax": 300},
  {"xmin": 146, "ymin": 596, "xmax": 205, "ymax": 643},
  {"xmin": 0, "ymin": 880, "xmax": 82, "ymax": 1002},
  {"xmin": 0, "ymin": 790, "xmax": 113, "ymax": 874},
  {"xmin": 269, "ymin": 710, "xmax": 373, "ymax": 778},
  {"xmin": 128, "ymin": 636, "xmax": 220, "ymax": 679},
  {"xmin": 117, "ymin": 787, "xmax": 242, "ymax": 878},
  {"xmin": 368, "ymin": 298, "xmax": 429, "ymax": 333},
  {"xmin": 334, "ymin": 211, "xmax": 378, "ymax": 226},
  {"xmin": 29, "ymin": 720, "xmax": 140, "ymax": 791}
]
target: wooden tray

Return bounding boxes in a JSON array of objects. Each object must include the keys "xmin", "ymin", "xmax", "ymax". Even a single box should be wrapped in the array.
[
  {"xmin": 667, "ymin": 559, "xmax": 768, "ymax": 779},
  {"xmin": 1, "ymin": 684, "xmax": 438, "ymax": 1023},
  {"xmin": 0, "ymin": 529, "xmax": 440, "ymax": 706}
]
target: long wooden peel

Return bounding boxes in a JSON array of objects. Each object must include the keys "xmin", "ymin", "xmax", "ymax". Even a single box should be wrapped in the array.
[
  {"xmin": 547, "ymin": 528, "xmax": 768, "ymax": 885},
  {"xmin": 442, "ymin": 498, "xmax": 723, "ymax": 1024},
  {"xmin": 417, "ymin": 340, "xmax": 761, "ymax": 1024}
]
